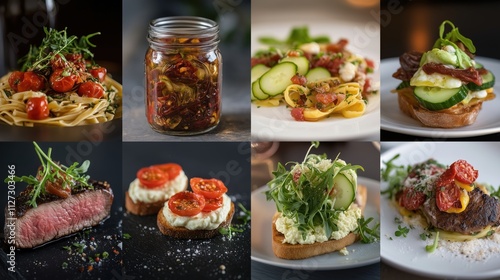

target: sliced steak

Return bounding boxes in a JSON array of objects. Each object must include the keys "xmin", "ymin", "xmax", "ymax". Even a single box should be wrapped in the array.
[
  {"xmin": 421, "ymin": 188, "xmax": 500, "ymax": 235},
  {"xmin": 4, "ymin": 180, "xmax": 113, "ymax": 249}
]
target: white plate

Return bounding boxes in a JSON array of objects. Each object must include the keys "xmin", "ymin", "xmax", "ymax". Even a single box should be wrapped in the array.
[
  {"xmin": 250, "ymin": 4, "xmax": 380, "ymax": 141},
  {"xmin": 251, "ymin": 177, "xmax": 380, "ymax": 270},
  {"xmin": 381, "ymin": 57, "xmax": 500, "ymax": 138},
  {"xmin": 380, "ymin": 142, "xmax": 500, "ymax": 279}
]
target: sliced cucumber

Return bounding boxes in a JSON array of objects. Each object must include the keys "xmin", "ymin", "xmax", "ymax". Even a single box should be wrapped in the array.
[
  {"xmin": 251, "ymin": 64, "xmax": 270, "ymax": 83},
  {"xmin": 331, "ymin": 173, "xmax": 355, "ymax": 210},
  {"xmin": 252, "ymin": 79, "xmax": 269, "ymax": 100},
  {"xmin": 396, "ymin": 81, "xmax": 411, "ymax": 90},
  {"xmin": 259, "ymin": 62, "xmax": 297, "ymax": 96},
  {"xmin": 474, "ymin": 62, "xmax": 484, "ymax": 69},
  {"xmin": 280, "ymin": 56, "xmax": 309, "ymax": 75},
  {"xmin": 467, "ymin": 70, "xmax": 495, "ymax": 91},
  {"xmin": 305, "ymin": 67, "xmax": 331, "ymax": 81},
  {"xmin": 414, "ymin": 85, "xmax": 468, "ymax": 111}
]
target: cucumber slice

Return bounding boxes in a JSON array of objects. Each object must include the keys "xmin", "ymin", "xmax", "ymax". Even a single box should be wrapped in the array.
[
  {"xmin": 467, "ymin": 70, "xmax": 495, "ymax": 91},
  {"xmin": 396, "ymin": 81, "xmax": 411, "ymax": 90},
  {"xmin": 259, "ymin": 62, "xmax": 297, "ymax": 96},
  {"xmin": 252, "ymin": 79, "xmax": 269, "ymax": 100},
  {"xmin": 280, "ymin": 56, "xmax": 310, "ymax": 75},
  {"xmin": 414, "ymin": 85, "xmax": 468, "ymax": 111},
  {"xmin": 251, "ymin": 64, "xmax": 270, "ymax": 83},
  {"xmin": 331, "ymin": 173, "xmax": 355, "ymax": 210},
  {"xmin": 305, "ymin": 67, "xmax": 331, "ymax": 81},
  {"xmin": 474, "ymin": 62, "xmax": 483, "ymax": 69}
]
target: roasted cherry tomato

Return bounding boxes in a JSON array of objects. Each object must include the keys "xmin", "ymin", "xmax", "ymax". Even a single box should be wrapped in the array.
[
  {"xmin": 153, "ymin": 163, "xmax": 182, "ymax": 180},
  {"xmin": 136, "ymin": 166, "xmax": 168, "ymax": 188},
  {"xmin": 436, "ymin": 167, "xmax": 456, "ymax": 187},
  {"xmin": 399, "ymin": 187, "xmax": 426, "ymax": 211},
  {"xmin": 190, "ymin": 178, "xmax": 228, "ymax": 199},
  {"xmin": 451, "ymin": 160, "xmax": 478, "ymax": 184},
  {"xmin": 168, "ymin": 191, "xmax": 205, "ymax": 216},
  {"xmin": 89, "ymin": 67, "xmax": 107, "ymax": 82},
  {"xmin": 436, "ymin": 182, "xmax": 462, "ymax": 212},
  {"xmin": 17, "ymin": 71, "xmax": 45, "ymax": 92},
  {"xmin": 202, "ymin": 196, "xmax": 223, "ymax": 212},
  {"xmin": 26, "ymin": 96, "xmax": 50, "ymax": 120},
  {"xmin": 50, "ymin": 69, "xmax": 77, "ymax": 92},
  {"xmin": 78, "ymin": 81, "xmax": 104, "ymax": 98},
  {"xmin": 8, "ymin": 71, "xmax": 24, "ymax": 92}
]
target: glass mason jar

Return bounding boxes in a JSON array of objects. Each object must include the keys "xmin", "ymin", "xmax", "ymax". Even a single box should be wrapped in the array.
[{"xmin": 145, "ymin": 16, "xmax": 222, "ymax": 135}]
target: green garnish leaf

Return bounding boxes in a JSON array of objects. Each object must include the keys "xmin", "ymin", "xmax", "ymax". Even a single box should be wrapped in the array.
[
  {"xmin": 123, "ymin": 233, "xmax": 132, "ymax": 240},
  {"xmin": 102, "ymin": 251, "xmax": 110, "ymax": 259},
  {"xmin": 355, "ymin": 217, "xmax": 380, "ymax": 243},
  {"xmin": 395, "ymin": 225, "xmax": 409, "ymax": 237},
  {"xmin": 425, "ymin": 231, "xmax": 439, "ymax": 253},
  {"xmin": 381, "ymin": 154, "xmax": 410, "ymax": 199},
  {"xmin": 259, "ymin": 26, "xmax": 330, "ymax": 50}
]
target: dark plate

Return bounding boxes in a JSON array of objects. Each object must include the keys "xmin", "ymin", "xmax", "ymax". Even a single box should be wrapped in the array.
[
  {"xmin": 0, "ymin": 142, "xmax": 123, "ymax": 280},
  {"xmin": 122, "ymin": 142, "xmax": 251, "ymax": 280}
]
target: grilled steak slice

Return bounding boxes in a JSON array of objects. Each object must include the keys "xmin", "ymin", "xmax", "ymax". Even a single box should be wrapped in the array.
[
  {"xmin": 4, "ymin": 180, "xmax": 113, "ymax": 249},
  {"xmin": 421, "ymin": 188, "xmax": 500, "ymax": 235}
]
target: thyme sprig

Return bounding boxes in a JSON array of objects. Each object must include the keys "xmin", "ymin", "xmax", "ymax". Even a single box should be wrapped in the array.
[
  {"xmin": 19, "ymin": 27, "xmax": 100, "ymax": 73},
  {"xmin": 5, "ymin": 142, "xmax": 91, "ymax": 207}
]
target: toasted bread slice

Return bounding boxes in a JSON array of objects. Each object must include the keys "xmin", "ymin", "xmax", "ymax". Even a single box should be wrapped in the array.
[
  {"xmin": 271, "ymin": 185, "xmax": 367, "ymax": 259},
  {"xmin": 125, "ymin": 191, "xmax": 166, "ymax": 216},
  {"xmin": 397, "ymin": 90, "xmax": 483, "ymax": 128},
  {"xmin": 157, "ymin": 202, "xmax": 235, "ymax": 239}
]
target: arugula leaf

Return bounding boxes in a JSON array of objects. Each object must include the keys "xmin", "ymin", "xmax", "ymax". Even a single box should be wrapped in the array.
[
  {"xmin": 259, "ymin": 26, "xmax": 330, "ymax": 50},
  {"xmin": 355, "ymin": 217, "xmax": 380, "ymax": 243},
  {"xmin": 380, "ymin": 154, "xmax": 410, "ymax": 199}
]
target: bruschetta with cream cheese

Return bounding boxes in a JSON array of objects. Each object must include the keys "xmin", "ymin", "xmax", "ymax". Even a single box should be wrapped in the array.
[{"xmin": 125, "ymin": 163, "xmax": 188, "ymax": 216}]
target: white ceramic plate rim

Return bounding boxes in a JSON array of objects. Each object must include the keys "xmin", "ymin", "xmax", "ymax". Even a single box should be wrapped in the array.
[
  {"xmin": 381, "ymin": 57, "xmax": 500, "ymax": 138},
  {"xmin": 380, "ymin": 142, "xmax": 500, "ymax": 279},
  {"xmin": 251, "ymin": 177, "xmax": 380, "ymax": 270}
]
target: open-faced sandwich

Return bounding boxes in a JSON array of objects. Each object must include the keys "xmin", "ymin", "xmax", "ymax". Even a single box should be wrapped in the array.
[
  {"xmin": 125, "ymin": 163, "xmax": 188, "ymax": 216},
  {"xmin": 4, "ymin": 142, "xmax": 113, "ymax": 249},
  {"xmin": 383, "ymin": 156, "xmax": 500, "ymax": 246},
  {"xmin": 265, "ymin": 142, "xmax": 378, "ymax": 260},
  {"xmin": 157, "ymin": 178, "xmax": 234, "ymax": 239},
  {"xmin": 392, "ymin": 20, "xmax": 495, "ymax": 128}
]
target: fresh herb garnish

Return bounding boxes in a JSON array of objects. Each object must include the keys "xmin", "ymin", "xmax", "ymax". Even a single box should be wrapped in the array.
[
  {"xmin": 219, "ymin": 203, "xmax": 251, "ymax": 240},
  {"xmin": 102, "ymin": 251, "xmax": 110, "ymax": 259},
  {"xmin": 259, "ymin": 26, "xmax": 330, "ymax": 50},
  {"xmin": 122, "ymin": 233, "xmax": 132, "ymax": 240},
  {"xmin": 19, "ymin": 27, "xmax": 100, "ymax": 73},
  {"xmin": 355, "ymin": 217, "xmax": 380, "ymax": 243},
  {"xmin": 419, "ymin": 231, "xmax": 432, "ymax": 241},
  {"xmin": 433, "ymin": 20, "xmax": 475, "ymax": 68},
  {"xmin": 395, "ymin": 225, "xmax": 409, "ymax": 237},
  {"xmin": 265, "ymin": 142, "xmax": 364, "ymax": 240},
  {"xmin": 72, "ymin": 242, "xmax": 86, "ymax": 254},
  {"xmin": 425, "ymin": 231, "xmax": 439, "ymax": 253},
  {"xmin": 381, "ymin": 154, "xmax": 410, "ymax": 199},
  {"xmin": 5, "ymin": 141, "xmax": 91, "ymax": 207}
]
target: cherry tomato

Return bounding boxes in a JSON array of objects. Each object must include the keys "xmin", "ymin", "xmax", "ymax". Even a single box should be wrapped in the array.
[
  {"xmin": 436, "ymin": 183, "xmax": 461, "ymax": 212},
  {"xmin": 26, "ymin": 96, "xmax": 50, "ymax": 120},
  {"xmin": 89, "ymin": 67, "xmax": 107, "ymax": 82},
  {"xmin": 168, "ymin": 191, "xmax": 205, "ymax": 216},
  {"xmin": 190, "ymin": 178, "xmax": 228, "ymax": 199},
  {"xmin": 153, "ymin": 163, "xmax": 182, "ymax": 180},
  {"xmin": 78, "ymin": 81, "xmax": 105, "ymax": 98},
  {"xmin": 8, "ymin": 71, "xmax": 24, "ymax": 92},
  {"xmin": 399, "ymin": 187, "xmax": 426, "ymax": 211},
  {"xmin": 136, "ymin": 166, "xmax": 168, "ymax": 188},
  {"xmin": 436, "ymin": 167, "xmax": 456, "ymax": 187},
  {"xmin": 50, "ymin": 69, "xmax": 77, "ymax": 92},
  {"xmin": 17, "ymin": 71, "xmax": 45, "ymax": 92},
  {"xmin": 291, "ymin": 108, "xmax": 305, "ymax": 121},
  {"xmin": 451, "ymin": 160, "xmax": 478, "ymax": 184},
  {"xmin": 202, "ymin": 196, "xmax": 223, "ymax": 212}
]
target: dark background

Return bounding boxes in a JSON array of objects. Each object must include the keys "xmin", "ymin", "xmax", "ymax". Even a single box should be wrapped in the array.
[
  {"xmin": 122, "ymin": 142, "xmax": 251, "ymax": 280},
  {"xmin": 380, "ymin": 0, "xmax": 500, "ymax": 140},
  {"xmin": 0, "ymin": 141, "xmax": 123, "ymax": 280}
]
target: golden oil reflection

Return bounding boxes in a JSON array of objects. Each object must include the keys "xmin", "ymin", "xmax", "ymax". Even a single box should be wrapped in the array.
[
  {"xmin": 346, "ymin": 0, "xmax": 380, "ymax": 8},
  {"xmin": 409, "ymin": 5, "xmax": 431, "ymax": 52}
]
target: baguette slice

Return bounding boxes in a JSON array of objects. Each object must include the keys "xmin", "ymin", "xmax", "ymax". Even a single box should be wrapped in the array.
[
  {"xmin": 125, "ymin": 191, "xmax": 166, "ymax": 216},
  {"xmin": 157, "ymin": 201, "xmax": 235, "ymax": 239},
  {"xmin": 397, "ymin": 90, "xmax": 483, "ymax": 128},
  {"xmin": 271, "ymin": 185, "xmax": 367, "ymax": 260}
]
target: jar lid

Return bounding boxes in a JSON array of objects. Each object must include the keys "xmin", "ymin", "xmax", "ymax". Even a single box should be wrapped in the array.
[{"xmin": 148, "ymin": 16, "xmax": 219, "ymax": 48}]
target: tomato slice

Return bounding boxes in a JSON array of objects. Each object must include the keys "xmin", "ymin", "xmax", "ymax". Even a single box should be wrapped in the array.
[
  {"xmin": 436, "ymin": 183, "xmax": 461, "ymax": 212},
  {"xmin": 153, "ymin": 163, "xmax": 182, "ymax": 180},
  {"xmin": 136, "ymin": 166, "xmax": 168, "ymax": 188},
  {"xmin": 190, "ymin": 178, "xmax": 228, "ymax": 199},
  {"xmin": 451, "ymin": 160, "xmax": 478, "ymax": 184},
  {"xmin": 168, "ymin": 191, "xmax": 205, "ymax": 216},
  {"xmin": 202, "ymin": 196, "xmax": 223, "ymax": 212},
  {"xmin": 436, "ymin": 167, "xmax": 456, "ymax": 187}
]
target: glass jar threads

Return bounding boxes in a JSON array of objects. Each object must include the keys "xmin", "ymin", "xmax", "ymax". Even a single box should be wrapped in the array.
[{"xmin": 145, "ymin": 16, "xmax": 222, "ymax": 135}]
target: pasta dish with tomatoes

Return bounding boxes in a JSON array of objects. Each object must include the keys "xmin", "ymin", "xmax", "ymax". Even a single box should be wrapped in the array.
[{"xmin": 0, "ymin": 28, "xmax": 121, "ymax": 127}]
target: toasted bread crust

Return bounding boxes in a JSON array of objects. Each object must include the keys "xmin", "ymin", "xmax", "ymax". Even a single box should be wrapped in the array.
[
  {"xmin": 271, "ymin": 213, "xmax": 358, "ymax": 260},
  {"xmin": 125, "ymin": 191, "xmax": 165, "ymax": 216},
  {"xmin": 397, "ymin": 91, "xmax": 482, "ymax": 128},
  {"xmin": 271, "ymin": 185, "xmax": 367, "ymax": 260},
  {"xmin": 157, "ymin": 202, "xmax": 235, "ymax": 239}
]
